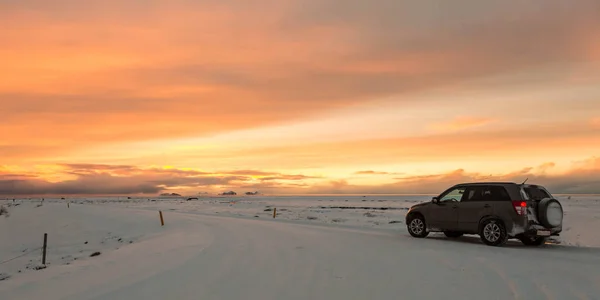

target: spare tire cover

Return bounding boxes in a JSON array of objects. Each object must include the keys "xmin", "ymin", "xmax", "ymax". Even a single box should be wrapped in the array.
[{"xmin": 537, "ymin": 198, "xmax": 563, "ymax": 228}]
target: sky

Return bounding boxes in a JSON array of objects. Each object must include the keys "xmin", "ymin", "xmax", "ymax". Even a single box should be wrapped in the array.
[{"xmin": 1, "ymin": 0, "xmax": 600, "ymax": 196}]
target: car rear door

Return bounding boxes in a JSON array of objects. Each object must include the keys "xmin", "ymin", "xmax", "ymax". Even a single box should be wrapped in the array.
[
  {"xmin": 456, "ymin": 185, "xmax": 495, "ymax": 233},
  {"xmin": 521, "ymin": 184, "xmax": 553, "ymax": 225}
]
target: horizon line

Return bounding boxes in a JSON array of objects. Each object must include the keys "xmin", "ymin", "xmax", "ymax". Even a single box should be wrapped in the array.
[{"xmin": 3, "ymin": 193, "xmax": 599, "ymax": 199}]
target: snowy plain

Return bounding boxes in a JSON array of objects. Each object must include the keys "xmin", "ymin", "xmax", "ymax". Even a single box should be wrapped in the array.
[{"xmin": 1, "ymin": 194, "xmax": 600, "ymax": 299}]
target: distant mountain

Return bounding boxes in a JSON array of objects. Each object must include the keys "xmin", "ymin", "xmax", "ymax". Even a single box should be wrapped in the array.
[
  {"xmin": 220, "ymin": 191, "xmax": 237, "ymax": 196},
  {"xmin": 245, "ymin": 191, "xmax": 259, "ymax": 195},
  {"xmin": 159, "ymin": 193, "xmax": 182, "ymax": 197}
]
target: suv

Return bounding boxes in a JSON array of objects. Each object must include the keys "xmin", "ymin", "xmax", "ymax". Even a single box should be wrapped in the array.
[{"xmin": 405, "ymin": 182, "xmax": 563, "ymax": 247}]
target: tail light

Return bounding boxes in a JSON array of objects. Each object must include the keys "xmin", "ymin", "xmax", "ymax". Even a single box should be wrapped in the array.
[{"xmin": 512, "ymin": 200, "xmax": 527, "ymax": 216}]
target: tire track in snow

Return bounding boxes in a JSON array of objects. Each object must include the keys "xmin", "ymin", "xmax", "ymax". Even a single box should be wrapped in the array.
[
  {"xmin": 568, "ymin": 287, "xmax": 590, "ymax": 300},
  {"xmin": 475, "ymin": 257, "xmax": 521, "ymax": 299},
  {"xmin": 532, "ymin": 278, "xmax": 556, "ymax": 300}
]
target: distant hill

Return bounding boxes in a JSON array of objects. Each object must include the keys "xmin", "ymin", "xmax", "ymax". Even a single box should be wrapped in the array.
[{"xmin": 159, "ymin": 193, "xmax": 182, "ymax": 197}]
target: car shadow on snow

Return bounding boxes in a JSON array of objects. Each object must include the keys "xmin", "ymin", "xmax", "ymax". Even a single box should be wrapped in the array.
[
  {"xmin": 426, "ymin": 234, "xmax": 523, "ymax": 247},
  {"xmin": 423, "ymin": 234, "xmax": 600, "ymax": 253}
]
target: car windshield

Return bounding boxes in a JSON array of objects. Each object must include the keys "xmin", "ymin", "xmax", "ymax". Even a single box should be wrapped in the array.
[{"xmin": 439, "ymin": 187, "xmax": 466, "ymax": 202}]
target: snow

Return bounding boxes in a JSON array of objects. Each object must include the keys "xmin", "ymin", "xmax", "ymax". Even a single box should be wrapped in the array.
[{"xmin": 1, "ymin": 195, "xmax": 600, "ymax": 299}]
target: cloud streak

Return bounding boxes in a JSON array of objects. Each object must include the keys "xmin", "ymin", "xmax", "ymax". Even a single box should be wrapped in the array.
[
  {"xmin": 310, "ymin": 158, "xmax": 600, "ymax": 195},
  {"xmin": 430, "ymin": 116, "xmax": 496, "ymax": 132},
  {"xmin": 0, "ymin": 164, "xmax": 318, "ymax": 195},
  {"xmin": 354, "ymin": 170, "xmax": 402, "ymax": 175},
  {"xmin": 2, "ymin": 158, "xmax": 600, "ymax": 195}
]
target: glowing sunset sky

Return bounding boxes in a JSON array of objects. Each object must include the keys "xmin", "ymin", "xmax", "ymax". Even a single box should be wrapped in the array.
[{"xmin": 1, "ymin": 0, "xmax": 600, "ymax": 195}]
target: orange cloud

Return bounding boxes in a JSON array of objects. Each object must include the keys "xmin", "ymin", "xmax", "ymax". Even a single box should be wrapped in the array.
[
  {"xmin": 166, "ymin": 122, "xmax": 600, "ymax": 170},
  {"xmin": 429, "ymin": 116, "xmax": 495, "ymax": 132},
  {"xmin": 535, "ymin": 162, "xmax": 556, "ymax": 174},
  {"xmin": 354, "ymin": 171, "xmax": 391, "ymax": 175},
  {"xmin": 571, "ymin": 156, "xmax": 600, "ymax": 170},
  {"xmin": 2, "ymin": 0, "xmax": 599, "ymax": 162},
  {"xmin": 354, "ymin": 170, "xmax": 404, "ymax": 176},
  {"xmin": 305, "ymin": 158, "xmax": 600, "ymax": 195},
  {"xmin": 0, "ymin": 164, "xmax": 315, "ymax": 196},
  {"xmin": 3, "ymin": 157, "xmax": 600, "ymax": 196}
]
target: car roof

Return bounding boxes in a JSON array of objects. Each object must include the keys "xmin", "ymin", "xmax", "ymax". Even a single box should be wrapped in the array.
[{"xmin": 454, "ymin": 182, "xmax": 518, "ymax": 186}]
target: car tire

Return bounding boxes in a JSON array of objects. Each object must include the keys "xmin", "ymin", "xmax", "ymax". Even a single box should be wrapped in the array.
[
  {"xmin": 537, "ymin": 198, "xmax": 563, "ymax": 228},
  {"xmin": 479, "ymin": 219, "xmax": 508, "ymax": 246},
  {"xmin": 407, "ymin": 214, "xmax": 429, "ymax": 238},
  {"xmin": 519, "ymin": 235, "xmax": 546, "ymax": 246},
  {"xmin": 444, "ymin": 231, "xmax": 463, "ymax": 238}
]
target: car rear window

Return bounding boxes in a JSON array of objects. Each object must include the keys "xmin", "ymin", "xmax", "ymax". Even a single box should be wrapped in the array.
[{"xmin": 523, "ymin": 186, "xmax": 550, "ymax": 201}]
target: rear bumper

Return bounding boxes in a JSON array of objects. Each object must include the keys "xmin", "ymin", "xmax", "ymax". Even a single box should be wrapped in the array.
[{"xmin": 523, "ymin": 225, "xmax": 562, "ymax": 237}]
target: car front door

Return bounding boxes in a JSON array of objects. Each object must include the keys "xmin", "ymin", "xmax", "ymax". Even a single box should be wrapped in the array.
[
  {"xmin": 428, "ymin": 186, "xmax": 465, "ymax": 231},
  {"xmin": 456, "ymin": 185, "xmax": 496, "ymax": 233}
]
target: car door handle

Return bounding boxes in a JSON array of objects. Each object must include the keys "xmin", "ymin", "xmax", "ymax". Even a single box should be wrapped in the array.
[
  {"xmin": 483, "ymin": 204, "xmax": 491, "ymax": 208},
  {"xmin": 452, "ymin": 205, "xmax": 458, "ymax": 209}
]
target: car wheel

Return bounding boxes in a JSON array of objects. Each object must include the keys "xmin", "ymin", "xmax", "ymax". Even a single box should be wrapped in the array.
[
  {"xmin": 479, "ymin": 219, "xmax": 508, "ymax": 246},
  {"xmin": 444, "ymin": 231, "xmax": 463, "ymax": 238},
  {"xmin": 407, "ymin": 214, "xmax": 429, "ymax": 238},
  {"xmin": 519, "ymin": 235, "xmax": 546, "ymax": 246}
]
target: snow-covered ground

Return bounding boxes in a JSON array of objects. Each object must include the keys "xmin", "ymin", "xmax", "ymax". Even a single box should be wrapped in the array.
[{"xmin": 1, "ymin": 195, "xmax": 600, "ymax": 299}]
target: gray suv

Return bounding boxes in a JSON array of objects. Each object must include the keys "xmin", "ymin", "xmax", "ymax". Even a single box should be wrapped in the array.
[{"xmin": 405, "ymin": 182, "xmax": 564, "ymax": 247}]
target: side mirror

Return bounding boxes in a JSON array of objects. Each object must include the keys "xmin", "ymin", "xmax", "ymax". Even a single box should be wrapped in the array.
[{"xmin": 432, "ymin": 197, "xmax": 439, "ymax": 203}]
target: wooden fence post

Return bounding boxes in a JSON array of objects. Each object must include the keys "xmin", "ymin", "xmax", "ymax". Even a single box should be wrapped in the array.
[
  {"xmin": 159, "ymin": 211, "xmax": 164, "ymax": 226},
  {"xmin": 42, "ymin": 233, "xmax": 48, "ymax": 265},
  {"xmin": 273, "ymin": 208, "xmax": 277, "ymax": 218}
]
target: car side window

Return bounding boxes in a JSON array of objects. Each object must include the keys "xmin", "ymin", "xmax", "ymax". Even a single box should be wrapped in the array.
[
  {"xmin": 463, "ymin": 187, "xmax": 484, "ymax": 202},
  {"xmin": 480, "ymin": 186, "xmax": 511, "ymax": 201},
  {"xmin": 439, "ymin": 187, "xmax": 466, "ymax": 202}
]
